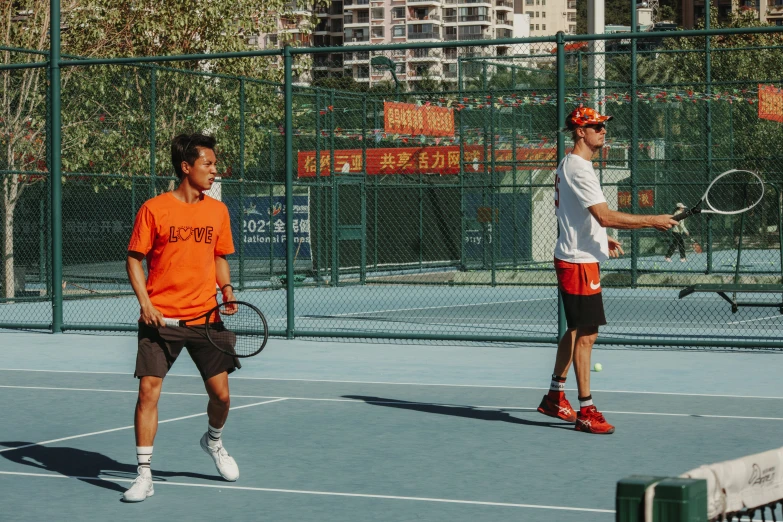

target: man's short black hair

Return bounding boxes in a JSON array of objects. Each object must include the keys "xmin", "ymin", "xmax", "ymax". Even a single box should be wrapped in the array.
[{"xmin": 171, "ymin": 133, "xmax": 216, "ymax": 180}]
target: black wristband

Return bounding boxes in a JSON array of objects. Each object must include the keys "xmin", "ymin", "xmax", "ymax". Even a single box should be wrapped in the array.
[{"xmin": 220, "ymin": 284, "xmax": 234, "ymax": 292}]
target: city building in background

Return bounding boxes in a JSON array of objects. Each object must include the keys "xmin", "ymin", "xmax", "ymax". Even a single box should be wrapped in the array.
[{"xmin": 253, "ymin": 0, "xmax": 576, "ymax": 88}]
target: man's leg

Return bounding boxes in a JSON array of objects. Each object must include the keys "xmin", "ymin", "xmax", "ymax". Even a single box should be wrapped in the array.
[
  {"xmin": 204, "ymin": 371, "xmax": 230, "ymax": 429},
  {"xmin": 665, "ymin": 237, "xmax": 676, "ymax": 259},
  {"xmin": 573, "ymin": 326, "xmax": 615, "ymax": 435},
  {"xmin": 200, "ymin": 371, "xmax": 239, "ymax": 481},
  {"xmin": 572, "ymin": 326, "xmax": 598, "ymax": 400},
  {"xmin": 537, "ymin": 328, "xmax": 578, "ymax": 422},
  {"xmin": 553, "ymin": 328, "xmax": 576, "ymax": 378},
  {"xmin": 676, "ymin": 233, "xmax": 686, "ymax": 259},
  {"xmin": 124, "ymin": 376, "xmax": 162, "ymax": 502},
  {"xmin": 135, "ymin": 376, "xmax": 163, "ymax": 446}
]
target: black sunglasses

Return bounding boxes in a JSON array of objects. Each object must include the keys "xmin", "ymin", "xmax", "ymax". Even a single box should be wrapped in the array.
[{"xmin": 585, "ymin": 123, "xmax": 606, "ymax": 131}]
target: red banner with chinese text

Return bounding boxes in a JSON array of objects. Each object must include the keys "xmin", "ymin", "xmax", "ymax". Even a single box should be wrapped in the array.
[
  {"xmin": 297, "ymin": 146, "xmax": 558, "ymax": 177},
  {"xmin": 758, "ymin": 84, "xmax": 783, "ymax": 123},
  {"xmin": 617, "ymin": 191, "xmax": 632, "ymax": 209},
  {"xmin": 617, "ymin": 189, "xmax": 654, "ymax": 208},
  {"xmin": 384, "ymin": 102, "xmax": 455, "ymax": 137}
]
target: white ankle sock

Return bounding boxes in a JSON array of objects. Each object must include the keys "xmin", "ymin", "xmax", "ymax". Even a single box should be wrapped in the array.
[
  {"xmin": 207, "ymin": 424, "xmax": 223, "ymax": 449},
  {"xmin": 136, "ymin": 446, "xmax": 153, "ymax": 472}
]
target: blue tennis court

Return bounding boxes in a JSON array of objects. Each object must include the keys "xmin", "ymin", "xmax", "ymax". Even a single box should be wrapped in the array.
[{"xmin": 1, "ymin": 331, "xmax": 781, "ymax": 521}]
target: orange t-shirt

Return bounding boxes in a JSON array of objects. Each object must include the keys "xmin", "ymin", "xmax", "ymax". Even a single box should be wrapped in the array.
[{"xmin": 128, "ymin": 192, "xmax": 234, "ymax": 322}]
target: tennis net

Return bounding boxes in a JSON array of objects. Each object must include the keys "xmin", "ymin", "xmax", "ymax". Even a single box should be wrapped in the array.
[{"xmin": 617, "ymin": 446, "xmax": 783, "ymax": 522}]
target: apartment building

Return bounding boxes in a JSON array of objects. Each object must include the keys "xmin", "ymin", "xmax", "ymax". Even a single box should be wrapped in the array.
[
  {"xmin": 515, "ymin": 0, "xmax": 577, "ymax": 36},
  {"xmin": 258, "ymin": 0, "xmax": 575, "ymax": 88}
]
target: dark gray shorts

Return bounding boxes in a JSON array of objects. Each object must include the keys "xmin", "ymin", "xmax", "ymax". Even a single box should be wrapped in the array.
[{"xmin": 136, "ymin": 323, "xmax": 240, "ymax": 381}]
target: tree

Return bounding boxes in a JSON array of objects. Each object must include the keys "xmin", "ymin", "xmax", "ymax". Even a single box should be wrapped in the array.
[
  {"xmin": 1, "ymin": 0, "xmax": 328, "ymax": 298},
  {"xmin": 1, "ymin": 1, "xmax": 60, "ymax": 298}
]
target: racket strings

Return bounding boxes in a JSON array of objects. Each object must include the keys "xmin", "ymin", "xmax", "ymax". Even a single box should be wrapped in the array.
[
  {"xmin": 706, "ymin": 170, "xmax": 764, "ymax": 214},
  {"xmin": 208, "ymin": 302, "xmax": 267, "ymax": 357}
]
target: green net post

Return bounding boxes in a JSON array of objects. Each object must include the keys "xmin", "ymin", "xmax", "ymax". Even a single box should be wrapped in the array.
[
  {"xmin": 652, "ymin": 478, "xmax": 708, "ymax": 522},
  {"xmin": 616, "ymin": 475, "xmax": 669, "ymax": 522}
]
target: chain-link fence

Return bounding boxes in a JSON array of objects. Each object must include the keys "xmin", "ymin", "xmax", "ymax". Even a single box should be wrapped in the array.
[{"xmin": 2, "ymin": 27, "xmax": 783, "ymax": 347}]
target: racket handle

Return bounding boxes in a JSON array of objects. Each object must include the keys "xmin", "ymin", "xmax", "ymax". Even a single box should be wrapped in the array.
[
  {"xmin": 162, "ymin": 318, "xmax": 181, "ymax": 327},
  {"xmin": 673, "ymin": 209, "xmax": 694, "ymax": 222}
]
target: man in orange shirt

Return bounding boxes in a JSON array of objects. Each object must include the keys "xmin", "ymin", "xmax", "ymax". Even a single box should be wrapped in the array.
[{"xmin": 123, "ymin": 134, "xmax": 239, "ymax": 502}]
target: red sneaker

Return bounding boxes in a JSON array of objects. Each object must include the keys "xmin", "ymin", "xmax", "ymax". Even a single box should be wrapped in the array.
[
  {"xmin": 575, "ymin": 406, "xmax": 615, "ymax": 434},
  {"xmin": 537, "ymin": 394, "xmax": 577, "ymax": 422}
]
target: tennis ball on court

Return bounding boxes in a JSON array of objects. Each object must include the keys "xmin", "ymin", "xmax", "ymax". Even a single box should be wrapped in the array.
[{"xmin": 593, "ymin": 363, "xmax": 603, "ymax": 372}]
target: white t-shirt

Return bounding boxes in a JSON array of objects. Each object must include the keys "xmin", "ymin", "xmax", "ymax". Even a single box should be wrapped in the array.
[{"xmin": 554, "ymin": 154, "xmax": 609, "ymax": 263}]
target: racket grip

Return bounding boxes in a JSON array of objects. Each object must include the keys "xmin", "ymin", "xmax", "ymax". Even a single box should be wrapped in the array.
[
  {"xmin": 162, "ymin": 318, "xmax": 180, "ymax": 327},
  {"xmin": 673, "ymin": 210, "xmax": 693, "ymax": 222}
]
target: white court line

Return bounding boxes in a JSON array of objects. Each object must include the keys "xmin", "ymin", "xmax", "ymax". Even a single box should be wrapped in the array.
[
  {"xmin": 0, "ymin": 470, "xmax": 614, "ymax": 514},
  {"xmin": 301, "ymin": 297, "xmax": 555, "ymax": 318},
  {"xmin": 727, "ymin": 314, "xmax": 783, "ymax": 325},
  {"xmin": 1, "ymin": 385, "xmax": 782, "ymax": 421},
  {"xmin": 0, "ymin": 398, "xmax": 286, "ymax": 454},
  {"xmin": 2, "ymin": 368, "xmax": 783, "ymax": 399}
]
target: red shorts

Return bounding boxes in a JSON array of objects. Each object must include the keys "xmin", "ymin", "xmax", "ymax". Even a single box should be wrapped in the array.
[{"xmin": 554, "ymin": 259, "xmax": 607, "ymax": 328}]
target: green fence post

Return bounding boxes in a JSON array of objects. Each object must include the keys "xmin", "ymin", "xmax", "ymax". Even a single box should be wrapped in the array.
[
  {"xmin": 284, "ymin": 46, "xmax": 295, "ymax": 339},
  {"xmin": 371, "ymin": 98, "xmax": 379, "ymax": 271},
  {"xmin": 362, "ymin": 93, "xmax": 371, "ymax": 281},
  {"xmin": 49, "ymin": 0, "xmax": 63, "ymax": 333},
  {"xmin": 489, "ymin": 89, "xmax": 496, "ymax": 287},
  {"xmin": 238, "ymin": 78, "xmax": 246, "ymax": 291},
  {"xmin": 630, "ymin": 3, "xmax": 639, "ymax": 287},
  {"xmin": 149, "ymin": 66, "xmax": 156, "ymax": 198},
  {"xmin": 705, "ymin": 5, "xmax": 714, "ymax": 275},
  {"xmin": 330, "ymin": 89, "xmax": 338, "ymax": 286},
  {"xmin": 512, "ymin": 104, "xmax": 518, "ymax": 267},
  {"xmin": 556, "ymin": 31, "xmax": 567, "ymax": 341},
  {"xmin": 38, "ymin": 198, "xmax": 45, "ymax": 284},
  {"xmin": 458, "ymin": 57, "xmax": 466, "ymax": 271},
  {"xmin": 269, "ymin": 131, "xmax": 275, "ymax": 276},
  {"xmin": 315, "ymin": 89, "xmax": 322, "ymax": 285}
]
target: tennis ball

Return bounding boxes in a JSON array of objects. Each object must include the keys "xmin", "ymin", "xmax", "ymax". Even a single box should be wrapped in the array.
[{"xmin": 593, "ymin": 363, "xmax": 603, "ymax": 372}]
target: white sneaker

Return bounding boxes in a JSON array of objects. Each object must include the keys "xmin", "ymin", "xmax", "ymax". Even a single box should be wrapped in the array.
[
  {"xmin": 680, "ymin": 258, "xmax": 687, "ymax": 262},
  {"xmin": 200, "ymin": 433, "xmax": 239, "ymax": 481},
  {"xmin": 123, "ymin": 467, "xmax": 154, "ymax": 502},
  {"xmin": 664, "ymin": 257, "xmax": 672, "ymax": 262}
]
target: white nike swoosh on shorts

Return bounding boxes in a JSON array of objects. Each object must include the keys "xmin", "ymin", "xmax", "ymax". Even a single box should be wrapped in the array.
[{"xmin": 589, "ymin": 280, "xmax": 601, "ymax": 290}]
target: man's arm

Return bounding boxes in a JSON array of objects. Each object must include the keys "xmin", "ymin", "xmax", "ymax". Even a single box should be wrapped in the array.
[
  {"xmin": 588, "ymin": 202, "xmax": 677, "ymax": 231},
  {"xmin": 127, "ymin": 251, "xmax": 165, "ymax": 327},
  {"xmin": 215, "ymin": 255, "xmax": 236, "ymax": 305}
]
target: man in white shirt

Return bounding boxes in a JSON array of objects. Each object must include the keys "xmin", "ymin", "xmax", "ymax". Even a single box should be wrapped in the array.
[{"xmin": 537, "ymin": 105, "xmax": 677, "ymax": 434}]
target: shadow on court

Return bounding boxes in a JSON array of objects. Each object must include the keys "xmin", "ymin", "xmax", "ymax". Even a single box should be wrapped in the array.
[
  {"xmin": 343, "ymin": 395, "xmax": 572, "ymax": 429},
  {"xmin": 0, "ymin": 442, "xmax": 223, "ymax": 495}
]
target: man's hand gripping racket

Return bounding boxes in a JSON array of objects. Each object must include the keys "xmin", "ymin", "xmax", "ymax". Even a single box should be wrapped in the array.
[
  {"xmin": 673, "ymin": 169, "xmax": 765, "ymax": 222},
  {"xmin": 163, "ymin": 301, "xmax": 269, "ymax": 358}
]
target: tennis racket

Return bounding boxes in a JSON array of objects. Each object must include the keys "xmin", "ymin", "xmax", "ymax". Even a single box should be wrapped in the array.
[
  {"xmin": 674, "ymin": 169, "xmax": 764, "ymax": 222},
  {"xmin": 162, "ymin": 301, "xmax": 268, "ymax": 358}
]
